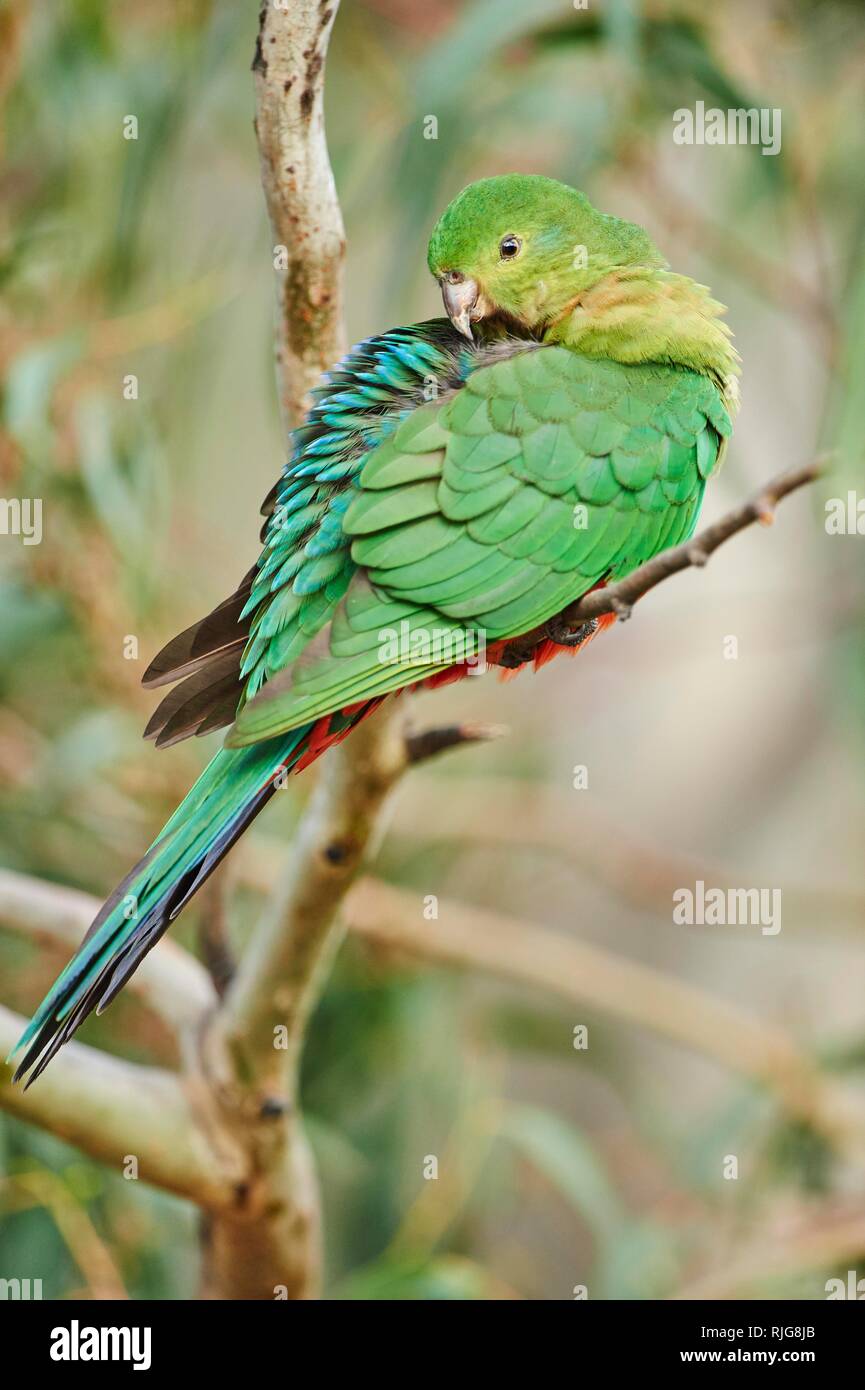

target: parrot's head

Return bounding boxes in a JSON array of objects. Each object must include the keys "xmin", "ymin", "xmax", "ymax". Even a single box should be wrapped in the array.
[{"xmin": 427, "ymin": 173, "xmax": 665, "ymax": 339}]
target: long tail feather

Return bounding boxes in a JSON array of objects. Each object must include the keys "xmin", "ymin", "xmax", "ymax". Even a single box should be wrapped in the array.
[{"xmin": 8, "ymin": 727, "xmax": 311, "ymax": 1086}]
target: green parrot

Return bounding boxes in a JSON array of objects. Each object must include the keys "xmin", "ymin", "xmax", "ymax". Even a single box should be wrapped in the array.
[{"xmin": 11, "ymin": 174, "xmax": 737, "ymax": 1084}]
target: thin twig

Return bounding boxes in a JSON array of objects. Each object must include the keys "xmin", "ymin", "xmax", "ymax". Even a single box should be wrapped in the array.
[
  {"xmin": 556, "ymin": 461, "xmax": 826, "ymax": 632},
  {"xmin": 404, "ymin": 722, "xmax": 508, "ymax": 764}
]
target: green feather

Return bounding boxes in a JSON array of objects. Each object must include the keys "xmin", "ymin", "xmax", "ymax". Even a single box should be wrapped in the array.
[
  {"xmin": 467, "ymin": 486, "xmax": 547, "ymax": 543},
  {"xmin": 344, "ymin": 479, "xmax": 440, "ymax": 534},
  {"xmin": 233, "ymin": 342, "xmax": 732, "ymax": 746},
  {"xmin": 438, "ymin": 473, "xmax": 520, "ymax": 520}
]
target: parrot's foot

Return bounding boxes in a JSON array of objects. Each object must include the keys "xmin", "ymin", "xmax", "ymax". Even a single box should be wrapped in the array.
[
  {"xmin": 545, "ymin": 615, "xmax": 599, "ymax": 647},
  {"xmin": 497, "ymin": 634, "xmax": 539, "ymax": 668}
]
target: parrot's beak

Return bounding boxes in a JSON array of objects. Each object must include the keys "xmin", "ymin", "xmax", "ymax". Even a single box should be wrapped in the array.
[{"xmin": 440, "ymin": 275, "xmax": 479, "ymax": 340}]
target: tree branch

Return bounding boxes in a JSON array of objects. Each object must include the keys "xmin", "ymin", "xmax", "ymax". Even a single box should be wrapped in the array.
[
  {"xmin": 253, "ymin": 0, "xmax": 346, "ymax": 431},
  {"xmin": 0, "ymin": 1005, "xmax": 244, "ymax": 1209},
  {"xmin": 193, "ymin": 0, "xmax": 361, "ymax": 1301},
  {"xmin": 7, "ymin": 857, "xmax": 863, "ymax": 1157},
  {"xmin": 214, "ymin": 714, "xmax": 505, "ymax": 1098},
  {"xmin": 216, "ymin": 710, "xmax": 407, "ymax": 1092},
  {"xmin": 342, "ymin": 879, "xmax": 865, "ymax": 1159},
  {"xmin": 404, "ymin": 721, "xmax": 508, "ymax": 765},
  {"xmin": 196, "ymin": 710, "xmax": 409, "ymax": 1300},
  {"xmin": 553, "ymin": 460, "xmax": 826, "ymax": 634}
]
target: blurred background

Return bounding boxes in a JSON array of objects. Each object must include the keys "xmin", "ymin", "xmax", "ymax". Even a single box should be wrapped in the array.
[{"xmin": 1, "ymin": 0, "xmax": 864, "ymax": 1300}]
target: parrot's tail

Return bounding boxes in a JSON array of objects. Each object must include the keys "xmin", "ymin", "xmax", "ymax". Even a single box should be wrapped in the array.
[{"xmin": 9, "ymin": 708, "xmax": 374, "ymax": 1087}]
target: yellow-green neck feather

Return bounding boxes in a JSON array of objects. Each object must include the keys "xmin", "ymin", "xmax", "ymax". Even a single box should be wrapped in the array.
[{"xmin": 545, "ymin": 266, "xmax": 740, "ymax": 406}]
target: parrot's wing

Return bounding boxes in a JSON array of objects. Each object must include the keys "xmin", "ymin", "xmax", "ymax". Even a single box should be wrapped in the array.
[
  {"xmin": 141, "ymin": 321, "xmax": 472, "ymax": 746},
  {"xmin": 227, "ymin": 345, "xmax": 731, "ymax": 747}
]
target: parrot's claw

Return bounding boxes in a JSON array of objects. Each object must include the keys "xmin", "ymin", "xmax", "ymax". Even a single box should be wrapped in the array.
[{"xmin": 546, "ymin": 616, "xmax": 599, "ymax": 648}]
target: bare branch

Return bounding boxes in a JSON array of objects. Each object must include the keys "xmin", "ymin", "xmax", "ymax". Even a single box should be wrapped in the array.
[
  {"xmin": 404, "ymin": 722, "xmax": 508, "ymax": 765},
  {"xmin": 194, "ymin": 711, "xmax": 407, "ymax": 1299},
  {"xmin": 0, "ymin": 1005, "xmax": 244, "ymax": 1209},
  {"xmin": 343, "ymin": 879, "xmax": 865, "ymax": 1159},
  {"xmin": 253, "ymin": 0, "xmax": 346, "ymax": 430},
  {"xmin": 194, "ymin": 0, "xmax": 366, "ymax": 1301},
  {"xmin": 216, "ymin": 709, "xmax": 406, "ymax": 1092},
  {"xmin": 214, "ymin": 715, "xmax": 503, "ymax": 1092},
  {"xmin": 8, "ymin": 850, "xmax": 861, "ymax": 1155},
  {"xmin": 555, "ymin": 460, "xmax": 826, "ymax": 632}
]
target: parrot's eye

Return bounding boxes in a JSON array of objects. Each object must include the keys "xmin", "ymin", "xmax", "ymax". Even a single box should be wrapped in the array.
[{"xmin": 499, "ymin": 235, "xmax": 522, "ymax": 260}]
